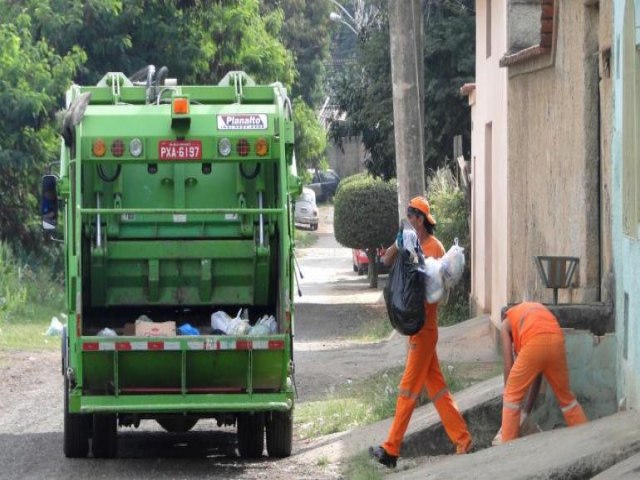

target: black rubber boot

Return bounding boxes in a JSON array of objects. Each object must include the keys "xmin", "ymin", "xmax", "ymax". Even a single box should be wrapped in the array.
[{"xmin": 369, "ymin": 445, "xmax": 398, "ymax": 468}]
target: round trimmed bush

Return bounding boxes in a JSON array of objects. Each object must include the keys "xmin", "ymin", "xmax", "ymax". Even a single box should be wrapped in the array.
[{"xmin": 334, "ymin": 174, "xmax": 398, "ymax": 251}]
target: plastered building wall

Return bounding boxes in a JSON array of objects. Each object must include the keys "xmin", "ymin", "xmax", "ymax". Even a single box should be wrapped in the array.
[
  {"xmin": 506, "ymin": 2, "xmax": 603, "ymax": 305},
  {"xmin": 599, "ymin": 0, "xmax": 614, "ymax": 307},
  {"xmin": 612, "ymin": 0, "xmax": 640, "ymax": 411},
  {"xmin": 470, "ymin": 0, "xmax": 509, "ymax": 334}
]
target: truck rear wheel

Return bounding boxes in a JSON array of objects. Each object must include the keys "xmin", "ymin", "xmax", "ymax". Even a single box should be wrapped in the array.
[
  {"xmin": 237, "ymin": 413, "xmax": 264, "ymax": 458},
  {"xmin": 63, "ymin": 378, "xmax": 90, "ymax": 458},
  {"xmin": 266, "ymin": 411, "xmax": 293, "ymax": 458},
  {"xmin": 92, "ymin": 414, "xmax": 118, "ymax": 458}
]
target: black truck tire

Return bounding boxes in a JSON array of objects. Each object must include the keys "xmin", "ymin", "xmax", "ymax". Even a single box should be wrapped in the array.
[
  {"xmin": 63, "ymin": 377, "xmax": 90, "ymax": 458},
  {"xmin": 266, "ymin": 411, "xmax": 293, "ymax": 458},
  {"xmin": 237, "ymin": 412, "xmax": 265, "ymax": 458},
  {"xmin": 92, "ymin": 414, "xmax": 118, "ymax": 458}
]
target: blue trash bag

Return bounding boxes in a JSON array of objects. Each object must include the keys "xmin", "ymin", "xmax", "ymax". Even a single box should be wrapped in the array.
[{"xmin": 177, "ymin": 323, "xmax": 200, "ymax": 336}]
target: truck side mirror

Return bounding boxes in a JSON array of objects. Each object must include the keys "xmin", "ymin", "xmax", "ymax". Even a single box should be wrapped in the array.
[{"xmin": 41, "ymin": 175, "xmax": 58, "ymax": 230}]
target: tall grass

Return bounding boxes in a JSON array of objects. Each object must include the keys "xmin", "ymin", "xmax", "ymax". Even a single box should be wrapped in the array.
[{"xmin": 0, "ymin": 242, "xmax": 64, "ymax": 350}]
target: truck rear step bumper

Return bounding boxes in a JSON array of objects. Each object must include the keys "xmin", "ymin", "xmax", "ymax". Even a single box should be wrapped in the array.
[{"xmin": 79, "ymin": 393, "xmax": 292, "ymax": 414}]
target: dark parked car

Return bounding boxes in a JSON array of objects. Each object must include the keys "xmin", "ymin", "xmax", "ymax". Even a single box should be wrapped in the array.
[{"xmin": 307, "ymin": 168, "xmax": 340, "ymax": 202}]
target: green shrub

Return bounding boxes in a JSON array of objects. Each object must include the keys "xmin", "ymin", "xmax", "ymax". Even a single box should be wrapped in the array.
[
  {"xmin": 333, "ymin": 174, "xmax": 398, "ymax": 287},
  {"xmin": 334, "ymin": 174, "xmax": 398, "ymax": 250}
]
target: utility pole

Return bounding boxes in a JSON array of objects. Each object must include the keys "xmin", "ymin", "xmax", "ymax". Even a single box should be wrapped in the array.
[{"xmin": 388, "ymin": 0, "xmax": 425, "ymax": 218}]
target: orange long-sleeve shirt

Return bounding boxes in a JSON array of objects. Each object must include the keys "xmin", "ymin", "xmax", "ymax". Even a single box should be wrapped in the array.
[{"xmin": 506, "ymin": 302, "xmax": 563, "ymax": 354}]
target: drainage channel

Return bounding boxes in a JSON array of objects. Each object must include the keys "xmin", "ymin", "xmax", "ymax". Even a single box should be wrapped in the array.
[{"xmin": 399, "ymin": 396, "xmax": 503, "ymax": 458}]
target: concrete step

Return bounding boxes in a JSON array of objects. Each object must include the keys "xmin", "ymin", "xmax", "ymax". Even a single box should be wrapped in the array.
[
  {"xmin": 591, "ymin": 451, "xmax": 640, "ymax": 479},
  {"xmin": 393, "ymin": 410, "xmax": 640, "ymax": 480},
  {"xmin": 295, "ymin": 375, "xmax": 504, "ymax": 464}
]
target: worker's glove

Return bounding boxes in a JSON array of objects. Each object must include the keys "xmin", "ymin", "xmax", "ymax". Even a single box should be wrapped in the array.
[{"xmin": 395, "ymin": 229, "xmax": 403, "ymax": 249}]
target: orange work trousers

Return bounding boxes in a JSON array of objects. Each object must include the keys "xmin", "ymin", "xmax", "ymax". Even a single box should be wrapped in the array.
[
  {"xmin": 383, "ymin": 318, "xmax": 471, "ymax": 457},
  {"xmin": 502, "ymin": 333, "xmax": 588, "ymax": 442}
]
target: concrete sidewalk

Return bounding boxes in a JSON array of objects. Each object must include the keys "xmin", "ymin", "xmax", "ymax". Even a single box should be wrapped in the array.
[{"xmin": 393, "ymin": 410, "xmax": 640, "ymax": 479}]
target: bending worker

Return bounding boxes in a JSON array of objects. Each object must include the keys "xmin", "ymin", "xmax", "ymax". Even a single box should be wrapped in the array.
[
  {"xmin": 369, "ymin": 196, "xmax": 472, "ymax": 468},
  {"xmin": 499, "ymin": 302, "xmax": 588, "ymax": 443}
]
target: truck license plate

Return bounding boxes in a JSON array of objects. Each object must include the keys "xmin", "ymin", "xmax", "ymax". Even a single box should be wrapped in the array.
[{"xmin": 159, "ymin": 140, "xmax": 202, "ymax": 160}]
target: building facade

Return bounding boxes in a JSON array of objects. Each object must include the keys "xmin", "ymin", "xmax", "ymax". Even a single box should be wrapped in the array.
[
  {"xmin": 612, "ymin": 0, "xmax": 640, "ymax": 410},
  {"xmin": 470, "ymin": 0, "xmax": 613, "ymax": 335},
  {"xmin": 466, "ymin": 0, "xmax": 509, "ymax": 333}
]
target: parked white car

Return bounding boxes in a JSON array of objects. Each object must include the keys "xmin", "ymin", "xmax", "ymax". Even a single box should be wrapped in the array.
[{"xmin": 295, "ymin": 187, "xmax": 319, "ymax": 230}]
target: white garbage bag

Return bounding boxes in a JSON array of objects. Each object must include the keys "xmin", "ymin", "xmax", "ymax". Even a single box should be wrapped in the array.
[
  {"xmin": 402, "ymin": 227, "xmax": 420, "ymax": 263},
  {"xmin": 227, "ymin": 317, "xmax": 251, "ymax": 335},
  {"xmin": 424, "ymin": 257, "xmax": 445, "ymax": 303},
  {"xmin": 97, "ymin": 328, "xmax": 118, "ymax": 337},
  {"xmin": 211, "ymin": 310, "xmax": 232, "ymax": 333},
  {"xmin": 135, "ymin": 314, "xmax": 153, "ymax": 324},
  {"xmin": 249, "ymin": 315, "xmax": 278, "ymax": 336},
  {"xmin": 441, "ymin": 238, "xmax": 465, "ymax": 289},
  {"xmin": 226, "ymin": 308, "xmax": 251, "ymax": 335},
  {"xmin": 45, "ymin": 316, "xmax": 64, "ymax": 336}
]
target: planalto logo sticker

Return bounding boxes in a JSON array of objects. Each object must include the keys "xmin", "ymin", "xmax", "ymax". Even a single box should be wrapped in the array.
[{"xmin": 217, "ymin": 114, "xmax": 268, "ymax": 130}]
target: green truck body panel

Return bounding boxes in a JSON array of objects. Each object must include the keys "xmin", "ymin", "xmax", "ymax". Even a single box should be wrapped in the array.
[{"xmin": 57, "ymin": 71, "xmax": 299, "ymax": 433}]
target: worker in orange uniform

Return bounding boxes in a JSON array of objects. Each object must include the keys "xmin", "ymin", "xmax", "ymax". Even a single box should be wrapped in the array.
[
  {"xmin": 369, "ymin": 196, "xmax": 472, "ymax": 468},
  {"xmin": 499, "ymin": 302, "xmax": 588, "ymax": 443}
]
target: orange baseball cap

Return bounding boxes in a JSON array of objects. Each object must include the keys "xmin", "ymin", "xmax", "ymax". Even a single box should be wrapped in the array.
[{"xmin": 408, "ymin": 196, "xmax": 436, "ymax": 225}]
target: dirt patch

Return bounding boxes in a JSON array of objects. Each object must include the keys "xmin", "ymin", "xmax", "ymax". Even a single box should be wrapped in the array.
[{"xmin": 295, "ymin": 303, "xmax": 389, "ymax": 345}]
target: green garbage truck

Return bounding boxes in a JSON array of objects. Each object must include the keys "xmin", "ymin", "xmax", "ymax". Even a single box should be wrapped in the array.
[{"xmin": 42, "ymin": 67, "xmax": 299, "ymax": 458}]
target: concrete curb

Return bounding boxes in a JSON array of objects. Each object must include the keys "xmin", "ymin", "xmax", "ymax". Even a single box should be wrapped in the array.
[{"xmin": 394, "ymin": 410, "xmax": 640, "ymax": 480}]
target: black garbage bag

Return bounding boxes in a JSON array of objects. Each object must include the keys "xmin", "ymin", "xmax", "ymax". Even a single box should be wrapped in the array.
[{"xmin": 383, "ymin": 247, "xmax": 426, "ymax": 335}]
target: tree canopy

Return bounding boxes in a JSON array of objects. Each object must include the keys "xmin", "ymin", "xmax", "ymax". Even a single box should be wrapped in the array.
[
  {"xmin": 0, "ymin": 0, "xmax": 474, "ymax": 260},
  {"xmin": 0, "ymin": 13, "xmax": 85, "ymax": 254},
  {"xmin": 0, "ymin": 0, "xmax": 331, "ymax": 257},
  {"xmin": 328, "ymin": 0, "xmax": 475, "ymax": 179}
]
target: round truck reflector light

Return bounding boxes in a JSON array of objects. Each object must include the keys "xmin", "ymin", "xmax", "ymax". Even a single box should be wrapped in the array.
[
  {"xmin": 111, "ymin": 139, "xmax": 125, "ymax": 157},
  {"xmin": 92, "ymin": 139, "xmax": 106, "ymax": 157},
  {"xmin": 130, "ymin": 138, "xmax": 143, "ymax": 157},
  {"xmin": 237, "ymin": 138, "xmax": 250, "ymax": 157},
  {"xmin": 255, "ymin": 138, "xmax": 268, "ymax": 156},
  {"xmin": 218, "ymin": 137, "xmax": 231, "ymax": 156}
]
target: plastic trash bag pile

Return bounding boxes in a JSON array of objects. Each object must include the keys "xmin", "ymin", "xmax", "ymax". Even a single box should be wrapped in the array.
[
  {"xmin": 424, "ymin": 238, "xmax": 466, "ymax": 304},
  {"xmin": 211, "ymin": 309, "xmax": 277, "ymax": 336}
]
